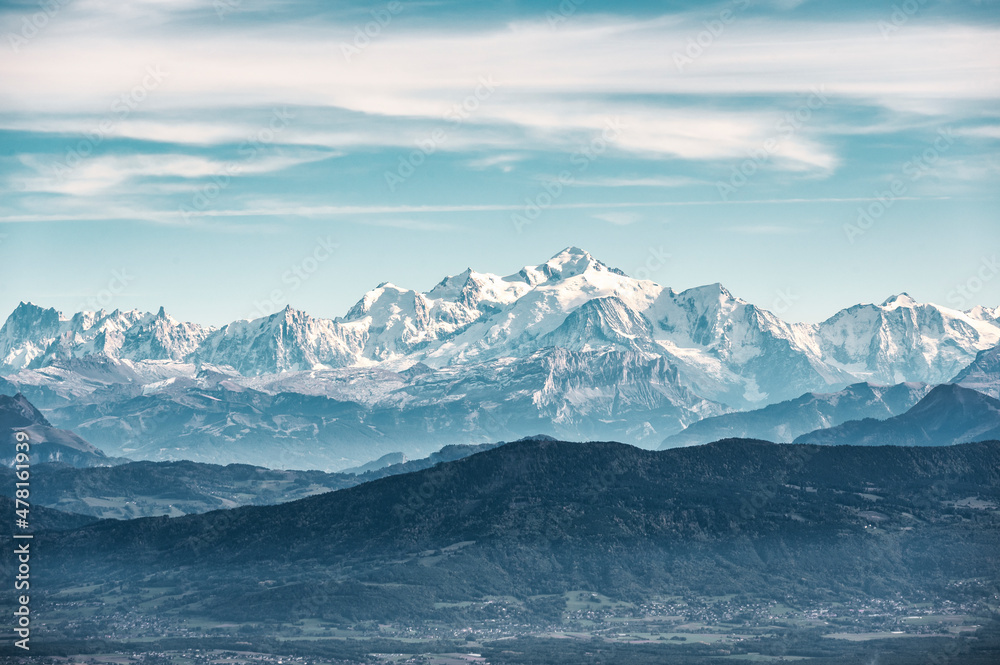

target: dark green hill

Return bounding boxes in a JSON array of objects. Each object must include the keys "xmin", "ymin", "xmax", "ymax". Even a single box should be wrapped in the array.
[{"xmin": 26, "ymin": 439, "xmax": 1000, "ymax": 625}]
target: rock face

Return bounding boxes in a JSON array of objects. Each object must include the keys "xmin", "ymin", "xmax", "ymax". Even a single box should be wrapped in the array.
[{"xmin": 2, "ymin": 248, "xmax": 998, "ymax": 466}]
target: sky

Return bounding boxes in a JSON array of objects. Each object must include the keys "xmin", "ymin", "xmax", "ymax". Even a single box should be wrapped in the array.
[{"xmin": 0, "ymin": 0, "xmax": 998, "ymax": 326}]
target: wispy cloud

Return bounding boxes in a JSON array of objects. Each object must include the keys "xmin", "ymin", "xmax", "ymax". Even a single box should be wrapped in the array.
[
  {"xmin": 591, "ymin": 211, "xmax": 642, "ymax": 225},
  {"xmin": 2, "ymin": 11, "xmax": 997, "ymax": 169},
  {"xmin": 573, "ymin": 176, "xmax": 709, "ymax": 188},
  {"xmin": 0, "ymin": 196, "xmax": 955, "ymax": 225},
  {"xmin": 11, "ymin": 150, "xmax": 337, "ymax": 196},
  {"xmin": 727, "ymin": 224, "xmax": 807, "ymax": 235}
]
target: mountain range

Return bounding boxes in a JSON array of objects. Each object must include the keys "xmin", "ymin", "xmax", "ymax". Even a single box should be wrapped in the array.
[
  {"xmin": 0, "ymin": 439, "xmax": 506, "ymax": 520},
  {"xmin": 29, "ymin": 439, "xmax": 1000, "ymax": 628},
  {"xmin": 2, "ymin": 247, "xmax": 998, "ymax": 467},
  {"xmin": 794, "ymin": 383, "xmax": 1000, "ymax": 447},
  {"xmin": 660, "ymin": 381, "xmax": 933, "ymax": 448}
]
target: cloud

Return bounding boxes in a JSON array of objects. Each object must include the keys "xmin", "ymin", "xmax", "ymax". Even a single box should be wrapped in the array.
[
  {"xmin": 955, "ymin": 126, "xmax": 1000, "ymax": 140},
  {"xmin": 727, "ymin": 224, "xmax": 806, "ymax": 235},
  {"xmin": 572, "ymin": 176, "xmax": 708, "ymax": 188},
  {"xmin": 10, "ymin": 149, "xmax": 338, "ymax": 196},
  {"xmin": 1, "ymin": 11, "xmax": 997, "ymax": 171},
  {"xmin": 0, "ymin": 196, "xmax": 955, "ymax": 226},
  {"xmin": 591, "ymin": 211, "xmax": 642, "ymax": 225},
  {"xmin": 466, "ymin": 153, "xmax": 522, "ymax": 171}
]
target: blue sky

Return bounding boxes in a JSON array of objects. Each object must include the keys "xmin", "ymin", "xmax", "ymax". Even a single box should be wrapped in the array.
[{"xmin": 0, "ymin": 0, "xmax": 998, "ymax": 326}]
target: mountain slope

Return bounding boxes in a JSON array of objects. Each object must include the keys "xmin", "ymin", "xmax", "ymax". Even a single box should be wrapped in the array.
[
  {"xmin": 0, "ymin": 441, "xmax": 508, "ymax": 519},
  {"xmin": 33, "ymin": 439, "xmax": 1000, "ymax": 625},
  {"xmin": 43, "ymin": 348, "xmax": 727, "ymax": 466},
  {"xmin": 953, "ymin": 342, "xmax": 1000, "ymax": 399},
  {"xmin": 661, "ymin": 381, "xmax": 932, "ymax": 448},
  {"xmin": 0, "ymin": 460, "xmax": 357, "ymax": 519},
  {"xmin": 0, "ymin": 496, "xmax": 98, "ymax": 531},
  {"xmin": 793, "ymin": 383, "xmax": 1000, "ymax": 446},
  {"xmin": 0, "ymin": 393, "xmax": 111, "ymax": 467}
]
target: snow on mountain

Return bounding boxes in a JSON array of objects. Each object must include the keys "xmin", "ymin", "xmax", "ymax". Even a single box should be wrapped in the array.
[
  {"xmin": 0, "ymin": 302, "xmax": 213, "ymax": 371},
  {"xmin": 119, "ymin": 307, "xmax": 213, "ymax": 361},
  {"xmin": 643, "ymin": 283, "xmax": 851, "ymax": 406},
  {"xmin": 966, "ymin": 305, "xmax": 1000, "ymax": 325},
  {"xmin": 375, "ymin": 247, "xmax": 656, "ymax": 365},
  {"xmin": 812, "ymin": 293, "xmax": 1000, "ymax": 387},
  {"xmin": 0, "ymin": 303, "xmax": 62, "ymax": 370},
  {"xmin": 192, "ymin": 305, "xmax": 364, "ymax": 375},
  {"xmin": 2, "ymin": 248, "xmax": 998, "ymax": 418},
  {"xmin": 45, "ymin": 346, "xmax": 728, "ymax": 467},
  {"xmin": 0, "ymin": 356, "xmax": 201, "ymax": 408}
]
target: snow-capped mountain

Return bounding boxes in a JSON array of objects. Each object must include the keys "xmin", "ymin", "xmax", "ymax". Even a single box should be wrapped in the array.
[
  {"xmin": 0, "ymin": 302, "xmax": 213, "ymax": 371},
  {"xmin": 812, "ymin": 293, "xmax": 1000, "ymax": 386},
  {"xmin": 182, "ymin": 247, "xmax": 996, "ymax": 406},
  {"xmin": 3, "ymin": 247, "xmax": 998, "ymax": 403},
  {"xmin": 1, "ymin": 247, "xmax": 998, "ymax": 465},
  {"xmin": 192, "ymin": 305, "xmax": 362, "ymax": 375}
]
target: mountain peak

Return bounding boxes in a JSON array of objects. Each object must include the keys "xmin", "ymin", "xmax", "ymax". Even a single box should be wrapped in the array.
[
  {"xmin": 6, "ymin": 301, "xmax": 59, "ymax": 322},
  {"xmin": 553, "ymin": 246, "xmax": 590, "ymax": 259},
  {"xmin": 0, "ymin": 392, "xmax": 50, "ymax": 428},
  {"xmin": 679, "ymin": 282, "xmax": 737, "ymax": 303},
  {"xmin": 538, "ymin": 247, "xmax": 625, "ymax": 281},
  {"xmin": 1, "ymin": 302, "xmax": 62, "ymax": 342},
  {"xmin": 881, "ymin": 293, "xmax": 917, "ymax": 308},
  {"xmin": 275, "ymin": 304, "xmax": 308, "ymax": 322},
  {"xmin": 548, "ymin": 246, "xmax": 596, "ymax": 267}
]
